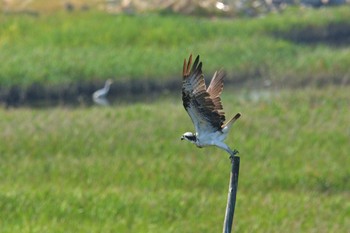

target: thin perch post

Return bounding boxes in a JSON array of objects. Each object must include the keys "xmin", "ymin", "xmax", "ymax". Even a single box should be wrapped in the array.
[{"xmin": 223, "ymin": 156, "xmax": 240, "ymax": 233}]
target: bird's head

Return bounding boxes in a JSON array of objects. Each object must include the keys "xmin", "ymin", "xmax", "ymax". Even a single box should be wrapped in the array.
[
  {"xmin": 105, "ymin": 79, "xmax": 113, "ymax": 86},
  {"xmin": 181, "ymin": 132, "xmax": 197, "ymax": 144}
]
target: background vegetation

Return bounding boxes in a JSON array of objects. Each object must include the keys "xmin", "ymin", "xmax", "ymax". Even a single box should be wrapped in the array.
[
  {"xmin": 0, "ymin": 7, "xmax": 350, "ymax": 88},
  {"xmin": 0, "ymin": 2, "xmax": 349, "ymax": 232},
  {"xmin": 0, "ymin": 87, "xmax": 349, "ymax": 232}
]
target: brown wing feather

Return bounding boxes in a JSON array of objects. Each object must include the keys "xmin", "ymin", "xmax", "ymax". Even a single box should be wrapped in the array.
[
  {"xmin": 207, "ymin": 70, "xmax": 224, "ymax": 98},
  {"xmin": 182, "ymin": 54, "xmax": 225, "ymax": 132},
  {"xmin": 206, "ymin": 69, "xmax": 225, "ymax": 115}
]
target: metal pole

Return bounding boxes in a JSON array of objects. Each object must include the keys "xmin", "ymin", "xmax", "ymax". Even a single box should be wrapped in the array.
[{"xmin": 223, "ymin": 156, "xmax": 240, "ymax": 233}]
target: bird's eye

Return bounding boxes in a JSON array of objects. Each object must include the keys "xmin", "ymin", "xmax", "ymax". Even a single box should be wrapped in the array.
[{"xmin": 186, "ymin": 135, "xmax": 196, "ymax": 141}]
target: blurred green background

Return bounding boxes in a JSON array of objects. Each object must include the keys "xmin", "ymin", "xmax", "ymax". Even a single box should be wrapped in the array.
[{"xmin": 0, "ymin": 1, "xmax": 349, "ymax": 232}]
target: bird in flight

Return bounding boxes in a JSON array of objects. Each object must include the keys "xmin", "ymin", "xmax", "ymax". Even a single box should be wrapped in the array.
[
  {"xmin": 92, "ymin": 79, "xmax": 113, "ymax": 106},
  {"xmin": 181, "ymin": 54, "xmax": 241, "ymax": 158}
]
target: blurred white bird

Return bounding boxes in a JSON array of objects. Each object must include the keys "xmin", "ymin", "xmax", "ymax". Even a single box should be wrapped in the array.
[{"xmin": 92, "ymin": 79, "xmax": 113, "ymax": 106}]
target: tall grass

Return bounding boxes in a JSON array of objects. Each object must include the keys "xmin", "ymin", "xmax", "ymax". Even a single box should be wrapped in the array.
[
  {"xmin": 0, "ymin": 7, "xmax": 350, "ymax": 87},
  {"xmin": 0, "ymin": 87, "xmax": 349, "ymax": 232}
]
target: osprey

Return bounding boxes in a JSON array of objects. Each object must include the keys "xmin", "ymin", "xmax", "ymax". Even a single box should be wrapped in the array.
[{"xmin": 181, "ymin": 54, "xmax": 241, "ymax": 157}]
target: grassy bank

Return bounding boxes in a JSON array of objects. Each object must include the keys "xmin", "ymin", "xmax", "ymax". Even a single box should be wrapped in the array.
[
  {"xmin": 1, "ymin": 7, "xmax": 350, "ymax": 88},
  {"xmin": 0, "ymin": 87, "xmax": 349, "ymax": 232}
]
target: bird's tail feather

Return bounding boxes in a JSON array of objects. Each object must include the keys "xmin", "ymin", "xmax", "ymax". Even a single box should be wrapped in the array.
[{"xmin": 222, "ymin": 113, "xmax": 241, "ymax": 131}]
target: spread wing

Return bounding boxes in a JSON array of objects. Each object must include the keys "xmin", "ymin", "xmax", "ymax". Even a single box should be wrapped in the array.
[
  {"xmin": 207, "ymin": 69, "xmax": 225, "ymax": 115},
  {"xmin": 182, "ymin": 54, "xmax": 226, "ymax": 134}
]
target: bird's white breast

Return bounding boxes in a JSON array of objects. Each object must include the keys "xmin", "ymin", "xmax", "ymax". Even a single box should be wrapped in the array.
[{"xmin": 196, "ymin": 130, "xmax": 227, "ymax": 147}]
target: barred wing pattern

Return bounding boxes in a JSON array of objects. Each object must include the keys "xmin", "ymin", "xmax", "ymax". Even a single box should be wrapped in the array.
[{"xmin": 182, "ymin": 54, "xmax": 226, "ymax": 134}]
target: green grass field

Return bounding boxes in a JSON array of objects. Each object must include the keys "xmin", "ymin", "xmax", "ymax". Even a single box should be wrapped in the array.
[
  {"xmin": 0, "ymin": 87, "xmax": 349, "ymax": 232},
  {"xmin": 1, "ymin": 7, "xmax": 350, "ymax": 87},
  {"xmin": 1, "ymin": 3, "xmax": 349, "ymax": 232}
]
